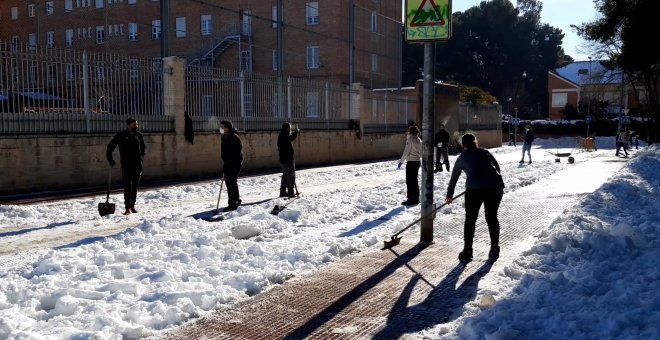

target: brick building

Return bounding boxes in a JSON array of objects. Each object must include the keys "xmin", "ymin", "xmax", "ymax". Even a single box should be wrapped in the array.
[{"xmin": 0, "ymin": 0, "xmax": 402, "ymax": 89}]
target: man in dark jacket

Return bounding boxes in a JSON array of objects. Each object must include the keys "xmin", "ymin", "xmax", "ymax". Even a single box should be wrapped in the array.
[
  {"xmin": 220, "ymin": 120, "xmax": 243, "ymax": 211},
  {"xmin": 107, "ymin": 118, "xmax": 146, "ymax": 215},
  {"xmin": 434, "ymin": 124, "xmax": 451, "ymax": 172},
  {"xmin": 277, "ymin": 122, "xmax": 299, "ymax": 198}
]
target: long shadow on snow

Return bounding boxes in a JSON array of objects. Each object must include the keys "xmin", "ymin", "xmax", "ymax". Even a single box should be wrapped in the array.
[
  {"xmin": 338, "ymin": 206, "xmax": 405, "ymax": 237},
  {"xmin": 0, "ymin": 221, "xmax": 76, "ymax": 238}
]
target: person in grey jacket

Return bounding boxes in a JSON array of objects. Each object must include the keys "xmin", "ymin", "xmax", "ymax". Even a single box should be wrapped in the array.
[
  {"xmin": 445, "ymin": 133, "xmax": 505, "ymax": 262},
  {"xmin": 398, "ymin": 126, "xmax": 422, "ymax": 206}
]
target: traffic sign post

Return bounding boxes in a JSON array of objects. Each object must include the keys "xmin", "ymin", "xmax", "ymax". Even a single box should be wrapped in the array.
[
  {"xmin": 405, "ymin": 0, "xmax": 452, "ymax": 245},
  {"xmin": 511, "ymin": 118, "xmax": 520, "ymax": 126}
]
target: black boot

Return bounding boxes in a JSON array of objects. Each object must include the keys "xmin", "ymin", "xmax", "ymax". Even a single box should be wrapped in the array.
[
  {"xmin": 458, "ymin": 248, "xmax": 473, "ymax": 262},
  {"xmin": 488, "ymin": 245, "xmax": 500, "ymax": 261}
]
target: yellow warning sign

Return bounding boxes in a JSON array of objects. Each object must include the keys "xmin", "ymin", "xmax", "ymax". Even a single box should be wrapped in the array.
[{"xmin": 406, "ymin": 0, "xmax": 452, "ymax": 42}]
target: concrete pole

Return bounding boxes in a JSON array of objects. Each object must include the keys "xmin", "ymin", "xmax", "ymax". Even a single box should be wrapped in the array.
[
  {"xmin": 420, "ymin": 42, "xmax": 435, "ymax": 244},
  {"xmin": 277, "ymin": 0, "xmax": 284, "ymax": 117}
]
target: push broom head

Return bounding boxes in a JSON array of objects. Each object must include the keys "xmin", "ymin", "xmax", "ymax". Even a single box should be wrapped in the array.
[{"xmin": 381, "ymin": 235, "xmax": 401, "ymax": 250}]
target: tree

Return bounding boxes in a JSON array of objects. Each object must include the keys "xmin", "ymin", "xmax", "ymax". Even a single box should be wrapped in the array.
[
  {"xmin": 402, "ymin": 0, "xmax": 568, "ymax": 118},
  {"xmin": 574, "ymin": 0, "xmax": 660, "ymax": 143}
]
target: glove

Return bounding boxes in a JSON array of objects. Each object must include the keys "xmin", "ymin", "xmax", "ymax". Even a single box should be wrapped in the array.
[
  {"xmin": 108, "ymin": 159, "xmax": 115, "ymax": 167},
  {"xmin": 397, "ymin": 162, "xmax": 402, "ymax": 169}
]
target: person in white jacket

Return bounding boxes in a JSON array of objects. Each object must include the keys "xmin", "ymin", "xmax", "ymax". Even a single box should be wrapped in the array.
[{"xmin": 398, "ymin": 126, "xmax": 422, "ymax": 206}]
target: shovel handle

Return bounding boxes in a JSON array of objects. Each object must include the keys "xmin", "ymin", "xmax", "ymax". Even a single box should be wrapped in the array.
[
  {"xmin": 106, "ymin": 167, "xmax": 112, "ymax": 203},
  {"xmin": 215, "ymin": 178, "xmax": 225, "ymax": 210},
  {"xmin": 390, "ymin": 191, "xmax": 466, "ymax": 239}
]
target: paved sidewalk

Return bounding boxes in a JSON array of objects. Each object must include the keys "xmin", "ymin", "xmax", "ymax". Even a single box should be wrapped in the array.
[{"xmin": 161, "ymin": 155, "xmax": 625, "ymax": 339}]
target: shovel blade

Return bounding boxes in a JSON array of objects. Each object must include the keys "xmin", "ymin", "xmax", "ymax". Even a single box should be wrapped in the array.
[
  {"xmin": 270, "ymin": 205, "xmax": 283, "ymax": 215},
  {"xmin": 98, "ymin": 202, "xmax": 116, "ymax": 216}
]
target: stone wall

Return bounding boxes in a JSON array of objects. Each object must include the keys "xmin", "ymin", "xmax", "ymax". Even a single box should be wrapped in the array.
[{"xmin": 0, "ymin": 130, "xmax": 403, "ymax": 196}]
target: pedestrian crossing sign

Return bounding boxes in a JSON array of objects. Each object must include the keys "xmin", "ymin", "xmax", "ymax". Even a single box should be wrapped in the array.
[{"xmin": 405, "ymin": 0, "xmax": 452, "ymax": 42}]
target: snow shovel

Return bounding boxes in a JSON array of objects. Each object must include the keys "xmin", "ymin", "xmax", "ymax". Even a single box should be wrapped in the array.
[
  {"xmin": 382, "ymin": 191, "xmax": 465, "ymax": 250},
  {"xmin": 213, "ymin": 178, "xmax": 225, "ymax": 213},
  {"xmin": 98, "ymin": 167, "xmax": 116, "ymax": 217},
  {"xmin": 271, "ymin": 182, "xmax": 300, "ymax": 215}
]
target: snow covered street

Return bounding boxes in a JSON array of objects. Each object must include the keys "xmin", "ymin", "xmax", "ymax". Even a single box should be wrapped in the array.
[{"xmin": 0, "ymin": 136, "xmax": 657, "ymax": 339}]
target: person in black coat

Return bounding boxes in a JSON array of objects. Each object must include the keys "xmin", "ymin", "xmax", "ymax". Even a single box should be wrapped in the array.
[
  {"xmin": 220, "ymin": 120, "xmax": 244, "ymax": 210},
  {"xmin": 107, "ymin": 118, "xmax": 146, "ymax": 215},
  {"xmin": 277, "ymin": 123, "xmax": 299, "ymax": 198},
  {"xmin": 434, "ymin": 124, "xmax": 451, "ymax": 172},
  {"xmin": 520, "ymin": 125, "xmax": 535, "ymax": 164}
]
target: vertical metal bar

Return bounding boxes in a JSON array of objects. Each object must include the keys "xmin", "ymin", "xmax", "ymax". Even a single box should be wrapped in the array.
[
  {"xmin": 287, "ymin": 76, "xmax": 291, "ymax": 119},
  {"xmin": 83, "ymin": 50, "xmax": 90, "ymax": 133}
]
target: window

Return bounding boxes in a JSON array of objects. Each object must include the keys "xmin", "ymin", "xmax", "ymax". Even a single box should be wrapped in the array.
[
  {"xmin": 46, "ymin": 31, "xmax": 55, "ymax": 48},
  {"xmin": 552, "ymin": 93, "xmax": 568, "ymax": 107},
  {"xmin": 11, "ymin": 36, "xmax": 20, "ymax": 51},
  {"xmin": 28, "ymin": 33, "xmax": 37, "ymax": 50},
  {"xmin": 306, "ymin": 2, "xmax": 318, "ymax": 25},
  {"xmin": 175, "ymin": 17, "xmax": 186, "ymax": 37},
  {"xmin": 129, "ymin": 58, "xmax": 139, "ymax": 79},
  {"xmin": 306, "ymin": 92, "xmax": 320, "ymax": 118},
  {"xmin": 66, "ymin": 64, "xmax": 76, "ymax": 81},
  {"xmin": 28, "ymin": 4, "xmax": 36, "ymax": 18},
  {"xmin": 96, "ymin": 26, "xmax": 105, "ymax": 44},
  {"xmin": 29, "ymin": 65, "xmax": 37, "ymax": 84},
  {"xmin": 97, "ymin": 64, "xmax": 105, "ymax": 80},
  {"xmin": 371, "ymin": 12, "xmax": 377, "ymax": 33},
  {"xmin": 66, "ymin": 29, "xmax": 74, "ymax": 47},
  {"xmin": 306, "ymin": 46, "xmax": 319, "ymax": 69},
  {"xmin": 47, "ymin": 64, "xmax": 56, "ymax": 82},
  {"xmin": 371, "ymin": 53, "xmax": 378, "ymax": 72},
  {"xmin": 201, "ymin": 15, "xmax": 212, "ymax": 36},
  {"xmin": 95, "ymin": 0, "xmax": 104, "ymax": 8},
  {"xmin": 271, "ymin": 6, "xmax": 278, "ymax": 28},
  {"xmin": 128, "ymin": 0, "xmax": 136, "ymax": 4},
  {"xmin": 272, "ymin": 50, "xmax": 278, "ymax": 71},
  {"xmin": 11, "ymin": 7, "xmax": 18, "ymax": 20},
  {"xmin": 202, "ymin": 95, "xmax": 215, "ymax": 116},
  {"xmin": 46, "ymin": 2, "xmax": 54, "ymax": 15},
  {"xmin": 65, "ymin": 0, "xmax": 73, "ymax": 11},
  {"xmin": 152, "ymin": 20, "xmax": 161, "ymax": 39},
  {"xmin": 128, "ymin": 23, "xmax": 137, "ymax": 41}
]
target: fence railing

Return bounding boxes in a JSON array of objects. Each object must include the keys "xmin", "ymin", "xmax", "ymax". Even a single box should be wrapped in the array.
[
  {"xmin": 1, "ymin": 41, "xmax": 165, "ymax": 134},
  {"xmin": 185, "ymin": 65, "xmax": 356, "ymax": 131},
  {"xmin": 457, "ymin": 102, "xmax": 502, "ymax": 131},
  {"xmin": 361, "ymin": 91, "xmax": 416, "ymax": 134},
  {"xmin": 1, "ymin": 41, "xmax": 424, "ymax": 135},
  {"xmin": 0, "ymin": 113, "xmax": 174, "ymax": 134}
]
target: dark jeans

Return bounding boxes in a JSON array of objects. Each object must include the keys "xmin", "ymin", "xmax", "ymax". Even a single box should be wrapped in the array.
[
  {"xmin": 224, "ymin": 163, "xmax": 242, "ymax": 207},
  {"xmin": 463, "ymin": 188, "xmax": 503, "ymax": 249},
  {"xmin": 405, "ymin": 161, "xmax": 420, "ymax": 201},
  {"xmin": 435, "ymin": 147, "xmax": 449, "ymax": 169},
  {"xmin": 615, "ymin": 142, "xmax": 629, "ymax": 155},
  {"xmin": 280, "ymin": 162, "xmax": 296, "ymax": 195},
  {"xmin": 121, "ymin": 166, "xmax": 141, "ymax": 209}
]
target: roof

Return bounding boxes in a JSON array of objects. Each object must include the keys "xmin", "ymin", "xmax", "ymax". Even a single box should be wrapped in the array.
[
  {"xmin": 555, "ymin": 61, "xmax": 623, "ymax": 86},
  {"xmin": 548, "ymin": 71, "xmax": 580, "ymax": 88}
]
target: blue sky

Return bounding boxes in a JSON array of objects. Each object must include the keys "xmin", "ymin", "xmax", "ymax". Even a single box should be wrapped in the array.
[{"xmin": 410, "ymin": 0, "xmax": 598, "ymax": 61}]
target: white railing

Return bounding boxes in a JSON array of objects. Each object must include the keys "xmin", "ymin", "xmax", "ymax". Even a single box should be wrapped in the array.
[{"xmin": 0, "ymin": 41, "xmax": 166, "ymax": 134}]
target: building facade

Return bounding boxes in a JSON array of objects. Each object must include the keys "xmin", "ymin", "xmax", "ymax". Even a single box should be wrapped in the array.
[
  {"xmin": 0, "ymin": 0, "xmax": 402, "ymax": 89},
  {"xmin": 547, "ymin": 60, "xmax": 644, "ymax": 121}
]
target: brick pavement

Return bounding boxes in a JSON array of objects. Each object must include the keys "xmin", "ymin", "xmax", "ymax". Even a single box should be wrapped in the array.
[{"xmin": 160, "ymin": 154, "xmax": 625, "ymax": 339}]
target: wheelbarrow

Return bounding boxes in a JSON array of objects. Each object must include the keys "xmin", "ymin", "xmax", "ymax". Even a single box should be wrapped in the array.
[{"xmin": 547, "ymin": 151, "xmax": 574, "ymax": 164}]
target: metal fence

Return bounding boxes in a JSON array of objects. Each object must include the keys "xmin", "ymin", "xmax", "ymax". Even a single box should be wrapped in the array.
[
  {"xmin": 185, "ymin": 65, "xmax": 356, "ymax": 132},
  {"xmin": 362, "ymin": 91, "xmax": 416, "ymax": 134},
  {"xmin": 0, "ymin": 41, "xmax": 167, "ymax": 134},
  {"xmin": 457, "ymin": 102, "xmax": 502, "ymax": 131}
]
